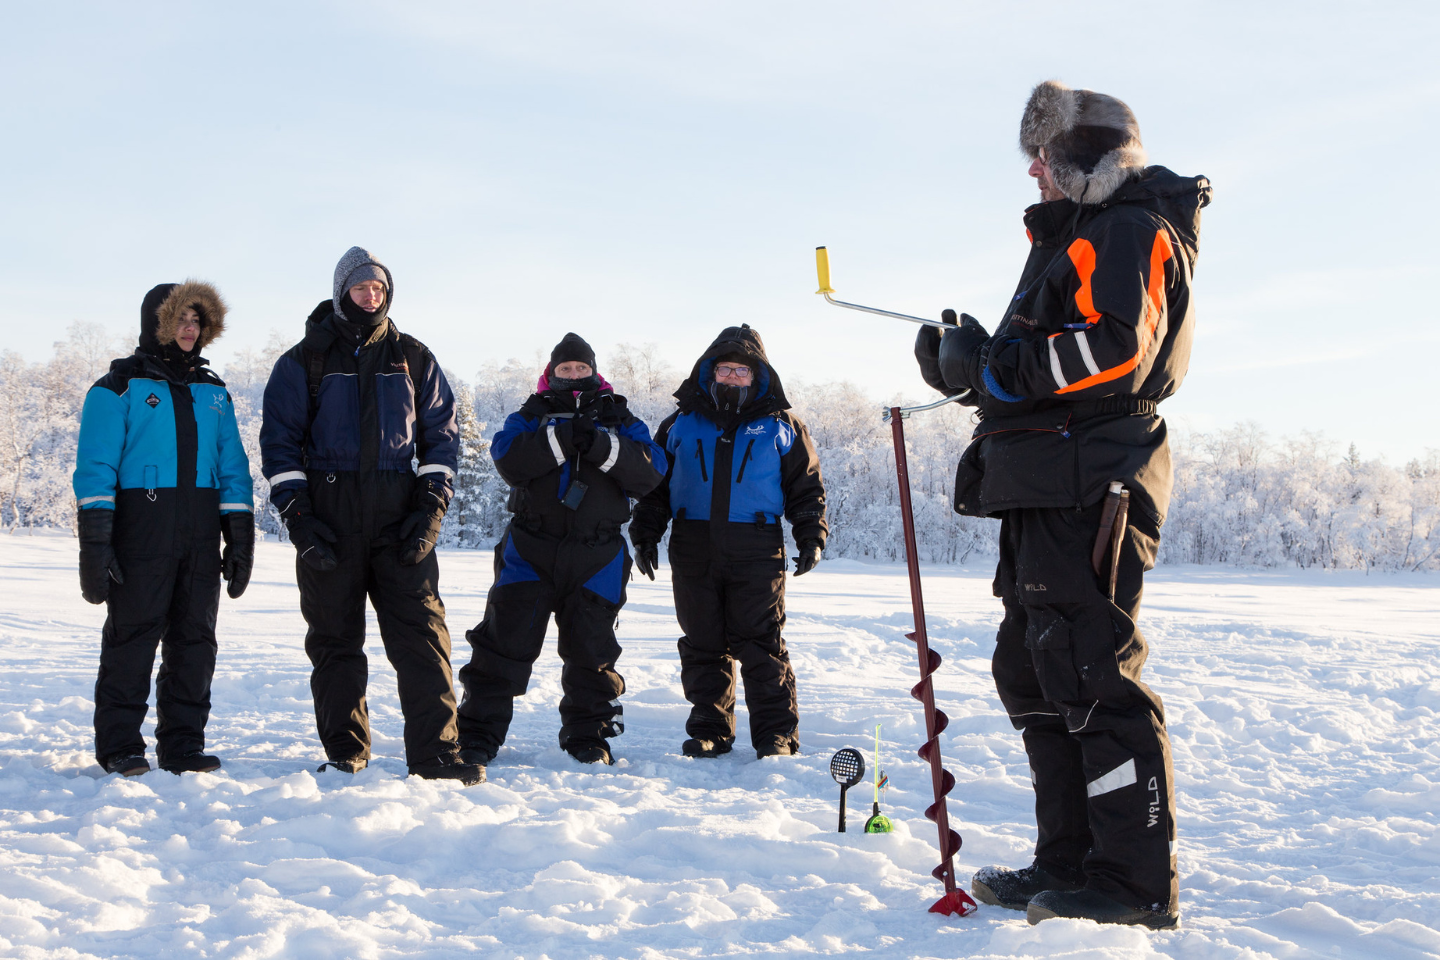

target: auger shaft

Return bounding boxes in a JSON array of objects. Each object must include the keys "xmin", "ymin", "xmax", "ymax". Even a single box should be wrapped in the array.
[{"xmin": 890, "ymin": 407, "xmax": 978, "ymax": 918}]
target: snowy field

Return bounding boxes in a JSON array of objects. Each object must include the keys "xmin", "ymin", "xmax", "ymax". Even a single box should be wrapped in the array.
[{"xmin": 1, "ymin": 534, "xmax": 1438, "ymax": 960}]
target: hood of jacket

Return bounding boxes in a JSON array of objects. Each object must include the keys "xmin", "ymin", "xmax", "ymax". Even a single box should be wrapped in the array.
[
  {"xmin": 332, "ymin": 246, "xmax": 394, "ymax": 325},
  {"xmin": 674, "ymin": 324, "xmax": 789, "ymax": 421},
  {"xmin": 138, "ymin": 280, "xmax": 227, "ymax": 357}
]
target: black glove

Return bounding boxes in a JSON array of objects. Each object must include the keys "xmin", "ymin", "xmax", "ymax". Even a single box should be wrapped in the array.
[
  {"xmin": 916, "ymin": 309, "xmax": 960, "ymax": 393},
  {"xmin": 791, "ymin": 539, "xmax": 823, "ymax": 576},
  {"xmin": 77, "ymin": 508, "xmax": 124, "ymax": 604},
  {"xmin": 279, "ymin": 491, "xmax": 339, "ymax": 572},
  {"xmin": 220, "ymin": 512, "xmax": 255, "ymax": 599},
  {"xmin": 568, "ymin": 415, "xmax": 597, "ymax": 456},
  {"xmin": 633, "ymin": 540, "xmax": 659, "ymax": 580},
  {"xmin": 400, "ymin": 475, "xmax": 449, "ymax": 565},
  {"xmin": 938, "ymin": 313, "xmax": 991, "ymax": 393}
]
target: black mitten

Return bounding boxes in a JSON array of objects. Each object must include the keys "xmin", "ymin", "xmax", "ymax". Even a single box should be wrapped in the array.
[
  {"xmin": 279, "ymin": 490, "xmax": 338, "ymax": 572},
  {"xmin": 221, "ymin": 512, "xmax": 255, "ymax": 598},
  {"xmin": 633, "ymin": 540, "xmax": 659, "ymax": 580},
  {"xmin": 78, "ymin": 508, "xmax": 124, "ymax": 604},
  {"xmin": 791, "ymin": 539, "xmax": 823, "ymax": 576},
  {"xmin": 400, "ymin": 475, "xmax": 449, "ymax": 565}
]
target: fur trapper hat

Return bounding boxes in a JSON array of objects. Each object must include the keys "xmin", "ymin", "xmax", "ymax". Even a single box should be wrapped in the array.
[
  {"xmin": 149, "ymin": 280, "xmax": 227, "ymax": 350},
  {"xmin": 1020, "ymin": 80, "xmax": 1147, "ymax": 204}
]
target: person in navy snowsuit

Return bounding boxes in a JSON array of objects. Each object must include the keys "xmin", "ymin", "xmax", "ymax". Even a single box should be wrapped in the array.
[
  {"xmin": 73, "ymin": 281, "xmax": 254, "ymax": 777},
  {"xmin": 629, "ymin": 324, "xmax": 827, "ymax": 759},
  {"xmin": 260, "ymin": 246, "xmax": 481, "ymax": 784},
  {"xmin": 456, "ymin": 334, "xmax": 667, "ymax": 767}
]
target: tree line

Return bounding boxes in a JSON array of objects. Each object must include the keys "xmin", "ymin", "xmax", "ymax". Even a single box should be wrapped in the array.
[{"xmin": 4, "ymin": 323, "xmax": 1437, "ymax": 572}]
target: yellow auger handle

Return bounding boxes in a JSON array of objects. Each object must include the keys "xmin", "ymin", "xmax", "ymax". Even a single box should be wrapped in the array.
[{"xmin": 815, "ymin": 246, "xmax": 835, "ymax": 295}]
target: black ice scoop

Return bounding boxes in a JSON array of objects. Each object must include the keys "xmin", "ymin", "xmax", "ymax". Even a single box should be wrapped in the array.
[{"xmin": 830, "ymin": 747, "xmax": 865, "ymax": 832}]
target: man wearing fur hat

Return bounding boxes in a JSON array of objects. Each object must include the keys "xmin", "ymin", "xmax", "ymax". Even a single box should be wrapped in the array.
[
  {"xmin": 455, "ymin": 333, "xmax": 666, "ymax": 767},
  {"xmin": 260, "ymin": 247, "xmax": 481, "ymax": 784},
  {"xmin": 915, "ymin": 82, "xmax": 1212, "ymax": 927},
  {"xmin": 73, "ymin": 281, "xmax": 254, "ymax": 776}
]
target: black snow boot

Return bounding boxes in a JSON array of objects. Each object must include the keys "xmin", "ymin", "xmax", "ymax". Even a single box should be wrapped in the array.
[
  {"xmin": 565, "ymin": 741, "xmax": 614, "ymax": 766},
  {"xmin": 316, "ymin": 758, "xmax": 367, "ymax": 774},
  {"xmin": 1027, "ymin": 889, "xmax": 1180, "ymax": 929},
  {"xmin": 162, "ymin": 752, "xmax": 222, "ymax": 774},
  {"xmin": 755, "ymin": 737, "xmax": 798, "ymax": 759},
  {"xmin": 972, "ymin": 863, "xmax": 1084, "ymax": 910},
  {"xmin": 408, "ymin": 755, "xmax": 486, "ymax": 785},
  {"xmin": 103, "ymin": 754, "xmax": 150, "ymax": 777},
  {"xmin": 682, "ymin": 737, "xmax": 734, "ymax": 759},
  {"xmin": 459, "ymin": 741, "xmax": 496, "ymax": 766}
]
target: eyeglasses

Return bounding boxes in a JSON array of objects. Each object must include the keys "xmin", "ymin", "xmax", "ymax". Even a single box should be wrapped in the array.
[{"xmin": 715, "ymin": 364, "xmax": 751, "ymax": 378}]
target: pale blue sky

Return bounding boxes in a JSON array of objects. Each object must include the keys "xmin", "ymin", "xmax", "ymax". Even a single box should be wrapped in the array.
[{"xmin": 4, "ymin": 1, "xmax": 1436, "ymax": 462}]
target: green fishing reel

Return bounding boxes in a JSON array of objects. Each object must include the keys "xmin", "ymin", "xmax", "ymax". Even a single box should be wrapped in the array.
[{"xmin": 864, "ymin": 727, "xmax": 893, "ymax": 833}]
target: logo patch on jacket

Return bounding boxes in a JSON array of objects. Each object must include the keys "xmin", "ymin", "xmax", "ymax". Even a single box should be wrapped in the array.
[
  {"xmin": 743, "ymin": 423, "xmax": 767, "ymax": 435},
  {"xmin": 145, "ymin": 393, "xmax": 160, "ymax": 408}
]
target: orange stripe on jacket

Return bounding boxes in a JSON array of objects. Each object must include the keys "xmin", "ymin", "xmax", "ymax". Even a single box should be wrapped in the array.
[
  {"xmin": 1055, "ymin": 229, "xmax": 1174, "ymax": 395},
  {"xmin": 1067, "ymin": 239, "xmax": 1101, "ymax": 326}
]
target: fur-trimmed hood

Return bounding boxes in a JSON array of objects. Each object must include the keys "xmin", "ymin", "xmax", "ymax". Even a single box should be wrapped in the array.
[
  {"xmin": 1021, "ymin": 80, "xmax": 1147, "ymax": 205},
  {"xmin": 139, "ymin": 280, "xmax": 227, "ymax": 355}
]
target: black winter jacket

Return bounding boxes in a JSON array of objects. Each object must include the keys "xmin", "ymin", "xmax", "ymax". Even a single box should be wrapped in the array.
[
  {"xmin": 492, "ymin": 377, "xmax": 667, "ymax": 542},
  {"xmin": 260, "ymin": 301, "xmax": 459, "ymax": 503},
  {"xmin": 941, "ymin": 167, "xmax": 1211, "ymax": 524}
]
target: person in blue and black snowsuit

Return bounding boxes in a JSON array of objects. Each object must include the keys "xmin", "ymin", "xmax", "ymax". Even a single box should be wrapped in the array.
[
  {"xmin": 629, "ymin": 324, "xmax": 827, "ymax": 760},
  {"xmin": 73, "ymin": 281, "xmax": 254, "ymax": 777},
  {"xmin": 455, "ymin": 333, "xmax": 667, "ymax": 768},
  {"xmin": 260, "ymin": 246, "xmax": 481, "ymax": 785}
]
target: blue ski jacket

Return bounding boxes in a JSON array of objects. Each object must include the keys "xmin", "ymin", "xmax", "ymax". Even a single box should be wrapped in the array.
[
  {"xmin": 73, "ymin": 280, "xmax": 253, "ymax": 552},
  {"xmin": 631, "ymin": 324, "xmax": 826, "ymax": 551},
  {"xmin": 74, "ymin": 363, "xmax": 252, "ymax": 514}
]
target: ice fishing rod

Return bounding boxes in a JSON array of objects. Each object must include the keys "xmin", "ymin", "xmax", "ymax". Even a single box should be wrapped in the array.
[
  {"xmin": 863, "ymin": 724, "xmax": 893, "ymax": 834},
  {"xmin": 813, "ymin": 245, "xmax": 973, "ymax": 409}
]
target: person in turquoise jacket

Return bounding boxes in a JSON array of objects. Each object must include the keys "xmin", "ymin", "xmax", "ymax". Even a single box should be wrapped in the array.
[{"xmin": 72, "ymin": 281, "xmax": 254, "ymax": 777}]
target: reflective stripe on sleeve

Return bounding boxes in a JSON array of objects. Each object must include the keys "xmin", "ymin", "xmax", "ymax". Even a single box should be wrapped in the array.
[
  {"xmin": 1074, "ymin": 330, "xmax": 1101, "ymax": 375},
  {"xmin": 599, "ymin": 429, "xmax": 620, "ymax": 473},
  {"xmin": 417, "ymin": 463, "xmax": 454, "ymax": 478},
  {"xmin": 77, "ymin": 495, "xmax": 114, "ymax": 506},
  {"xmin": 219, "ymin": 503, "xmax": 252, "ymax": 512},
  {"xmin": 546, "ymin": 424, "xmax": 566, "ymax": 465},
  {"xmin": 267, "ymin": 470, "xmax": 307, "ymax": 485},
  {"xmin": 1047, "ymin": 334, "xmax": 1069, "ymax": 390}
]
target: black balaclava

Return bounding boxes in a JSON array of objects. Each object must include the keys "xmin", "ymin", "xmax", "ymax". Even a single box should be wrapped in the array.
[
  {"xmin": 339, "ymin": 286, "xmax": 389, "ymax": 327},
  {"xmin": 708, "ymin": 351, "xmax": 755, "ymax": 414},
  {"xmin": 546, "ymin": 332, "xmax": 601, "ymax": 394}
]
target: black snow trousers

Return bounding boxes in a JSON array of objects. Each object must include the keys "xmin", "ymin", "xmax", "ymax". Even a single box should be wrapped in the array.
[
  {"xmin": 299, "ymin": 470, "xmax": 460, "ymax": 766},
  {"xmin": 991, "ymin": 502, "xmax": 1178, "ymax": 913},
  {"xmin": 93, "ymin": 490, "xmax": 222, "ymax": 767},
  {"xmin": 457, "ymin": 523, "xmax": 629, "ymax": 755},
  {"xmin": 669, "ymin": 520, "xmax": 799, "ymax": 754}
]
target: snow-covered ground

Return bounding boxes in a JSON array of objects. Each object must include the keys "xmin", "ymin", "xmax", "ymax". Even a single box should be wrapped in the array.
[{"xmin": 1, "ymin": 534, "xmax": 1438, "ymax": 960}]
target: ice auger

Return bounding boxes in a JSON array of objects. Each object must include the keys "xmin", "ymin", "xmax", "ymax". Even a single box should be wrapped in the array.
[{"xmin": 815, "ymin": 245, "xmax": 978, "ymax": 917}]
